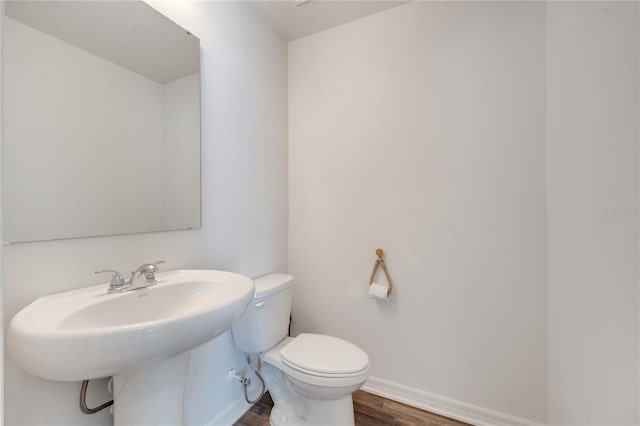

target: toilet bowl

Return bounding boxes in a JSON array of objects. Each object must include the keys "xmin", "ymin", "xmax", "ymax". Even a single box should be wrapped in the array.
[{"xmin": 231, "ymin": 274, "xmax": 370, "ymax": 426}]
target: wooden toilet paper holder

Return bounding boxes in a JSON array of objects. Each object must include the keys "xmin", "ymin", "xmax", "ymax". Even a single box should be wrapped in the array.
[{"xmin": 369, "ymin": 248, "xmax": 393, "ymax": 297}]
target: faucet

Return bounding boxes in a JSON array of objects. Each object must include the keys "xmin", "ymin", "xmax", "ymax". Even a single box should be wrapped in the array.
[{"xmin": 95, "ymin": 261, "xmax": 165, "ymax": 293}]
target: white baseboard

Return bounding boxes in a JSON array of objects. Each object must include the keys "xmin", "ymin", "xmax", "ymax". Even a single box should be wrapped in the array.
[
  {"xmin": 207, "ymin": 397, "xmax": 252, "ymax": 426},
  {"xmin": 361, "ymin": 376, "xmax": 544, "ymax": 426}
]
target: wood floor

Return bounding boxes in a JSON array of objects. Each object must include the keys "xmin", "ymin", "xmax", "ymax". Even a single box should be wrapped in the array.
[{"xmin": 234, "ymin": 390, "xmax": 469, "ymax": 426}]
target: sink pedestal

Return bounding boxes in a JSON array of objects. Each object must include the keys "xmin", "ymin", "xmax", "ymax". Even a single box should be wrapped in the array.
[{"xmin": 112, "ymin": 352, "xmax": 191, "ymax": 425}]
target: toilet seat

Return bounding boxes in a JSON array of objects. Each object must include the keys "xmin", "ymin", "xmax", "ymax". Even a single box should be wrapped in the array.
[
  {"xmin": 280, "ymin": 334, "xmax": 369, "ymax": 377},
  {"xmin": 281, "ymin": 359, "xmax": 367, "ymax": 378},
  {"xmin": 263, "ymin": 336, "xmax": 370, "ymax": 388}
]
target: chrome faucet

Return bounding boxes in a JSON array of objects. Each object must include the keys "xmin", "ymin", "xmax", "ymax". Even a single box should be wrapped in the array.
[{"xmin": 95, "ymin": 261, "xmax": 165, "ymax": 293}]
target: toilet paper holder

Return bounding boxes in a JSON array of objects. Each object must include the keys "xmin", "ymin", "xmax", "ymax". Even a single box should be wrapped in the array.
[{"xmin": 369, "ymin": 248, "xmax": 393, "ymax": 297}]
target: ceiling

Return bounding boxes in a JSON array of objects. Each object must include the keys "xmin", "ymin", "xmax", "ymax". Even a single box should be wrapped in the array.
[
  {"xmin": 6, "ymin": 0, "xmax": 409, "ymax": 81},
  {"xmin": 5, "ymin": 1, "xmax": 199, "ymax": 84},
  {"xmin": 249, "ymin": 0, "xmax": 410, "ymax": 41}
]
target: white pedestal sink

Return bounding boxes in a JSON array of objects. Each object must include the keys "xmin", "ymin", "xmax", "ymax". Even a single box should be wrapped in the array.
[{"xmin": 7, "ymin": 269, "xmax": 254, "ymax": 425}]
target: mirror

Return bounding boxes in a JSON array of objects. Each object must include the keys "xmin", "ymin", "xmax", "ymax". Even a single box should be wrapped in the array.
[{"xmin": 2, "ymin": 1, "xmax": 201, "ymax": 243}]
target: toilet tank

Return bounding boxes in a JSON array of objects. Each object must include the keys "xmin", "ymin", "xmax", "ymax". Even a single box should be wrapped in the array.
[{"xmin": 231, "ymin": 273, "xmax": 293, "ymax": 353}]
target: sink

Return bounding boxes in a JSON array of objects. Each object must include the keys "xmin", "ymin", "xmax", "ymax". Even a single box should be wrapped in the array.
[{"xmin": 8, "ymin": 269, "xmax": 254, "ymax": 382}]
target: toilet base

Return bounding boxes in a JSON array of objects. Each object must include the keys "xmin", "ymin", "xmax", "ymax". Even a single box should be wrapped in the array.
[
  {"xmin": 269, "ymin": 396, "xmax": 354, "ymax": 426},
  {"xmin": 261, "ymin": 361, "xmax": 357, "ymax": 426}
]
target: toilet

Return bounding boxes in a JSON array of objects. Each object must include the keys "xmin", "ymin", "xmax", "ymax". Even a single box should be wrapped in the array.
[{"xmin": 231, "ymin": 273, "xmax": 370, "ymax": 426}]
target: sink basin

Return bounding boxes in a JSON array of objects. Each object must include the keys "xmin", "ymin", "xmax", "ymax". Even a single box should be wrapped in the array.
[{"xmin": 8, "ymin": 269, "xmax": 254, "ymax": 382}]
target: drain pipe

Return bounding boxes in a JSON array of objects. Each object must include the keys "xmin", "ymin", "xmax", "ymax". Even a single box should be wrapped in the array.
[{"xmin": 79, "ymin": 379, "xmax": 114, "ymax": 414}]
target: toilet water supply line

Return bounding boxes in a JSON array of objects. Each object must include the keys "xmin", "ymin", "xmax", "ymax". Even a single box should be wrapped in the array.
[{"xmin": 232, "ymin": 354, "xmax": 267, "ymax": 404}]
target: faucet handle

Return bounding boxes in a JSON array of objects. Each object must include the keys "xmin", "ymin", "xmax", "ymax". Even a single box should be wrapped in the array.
[
  {"xmin": 95, "ymin": 270, "xmax": 128, "ymax": 292},
  {"xmin": 142, "ymin": 261, "xmax": 165, "ymax": 281},
  {"xmin": 95, "ymin": 269, "xmax": 125, "ymax": 285},
  {"xmin": 146, "ymin": 260, "xmax": 165, "ymax": 274}
]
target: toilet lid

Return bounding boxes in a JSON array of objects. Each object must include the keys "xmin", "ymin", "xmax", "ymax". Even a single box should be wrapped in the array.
[{"xmin": 280, "ymin": 334, "xmax": 369, "ymax": 375}]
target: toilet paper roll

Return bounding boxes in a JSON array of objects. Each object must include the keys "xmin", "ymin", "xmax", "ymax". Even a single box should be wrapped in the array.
[{"xmin": 369, "ymin": 281, "xmax": 390, "ymax": 301}]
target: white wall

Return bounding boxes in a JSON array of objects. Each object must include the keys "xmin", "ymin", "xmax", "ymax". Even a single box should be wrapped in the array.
[
  {"xmin": 4, "ymin": 17, "xmax": 165, "ymax": 242},
  {"xmin": 289, "ymin": 2, "xmax": 547, "ymax": 422},
  {"xmin": 2, "ymin": 1, "xmax": 287, "ymax": 425},
  {"xmin": 546, "ymin": 2, "xmax": 639, "ymax": 425},
  {"xmin": 290, "ymin": 2, "xmax": 640, "ymax": 424}
]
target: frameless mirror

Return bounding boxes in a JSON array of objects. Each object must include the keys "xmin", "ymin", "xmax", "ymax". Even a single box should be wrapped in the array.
[{"xmin": 2, "ymin": 1, "xmax": 201, "ymax": 243}]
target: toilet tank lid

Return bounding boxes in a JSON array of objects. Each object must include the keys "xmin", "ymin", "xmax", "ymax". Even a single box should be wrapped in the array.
[{"xmin": 253, "ymin": 273, "xmax": 293, "ymax": 299}]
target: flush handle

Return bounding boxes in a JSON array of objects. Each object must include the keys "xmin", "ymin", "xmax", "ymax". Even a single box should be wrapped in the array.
[{"xmin": 254, "ymin": 301, "xmax": 266, "ymax": 308}]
